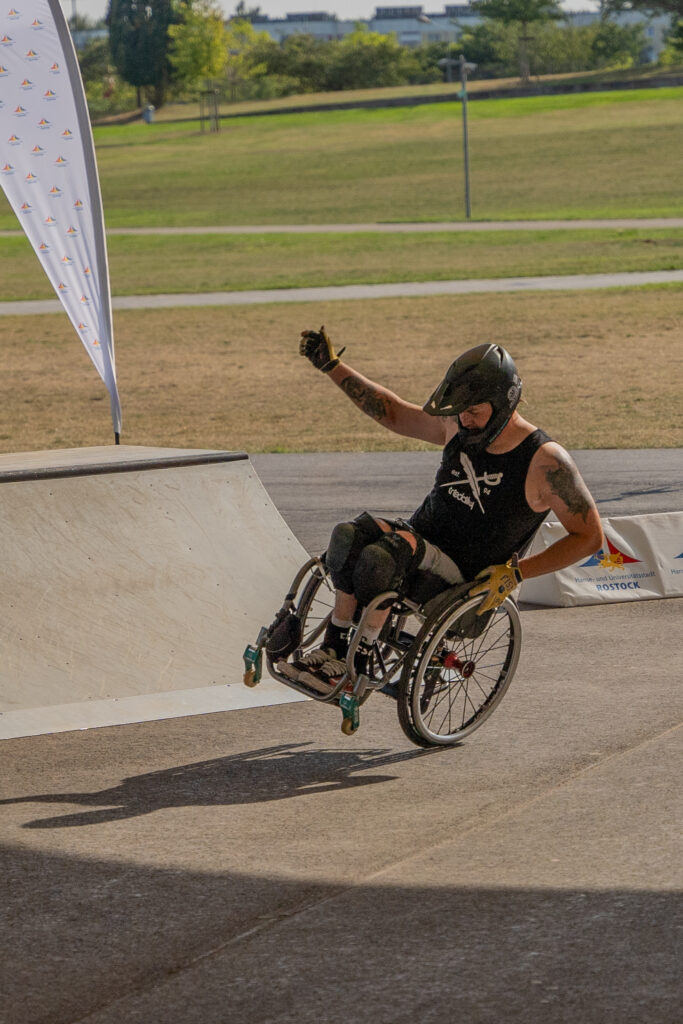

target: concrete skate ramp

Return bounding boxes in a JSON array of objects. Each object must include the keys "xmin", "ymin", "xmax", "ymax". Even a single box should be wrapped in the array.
[{"xmin": 0, "ymin": 447, "xmax": 307, "ymax": 740}]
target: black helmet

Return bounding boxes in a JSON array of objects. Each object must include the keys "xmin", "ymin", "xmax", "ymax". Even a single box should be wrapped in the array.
[{"xmin": 423, "ymin": 343, "xmax": 522, "ymax": 450}]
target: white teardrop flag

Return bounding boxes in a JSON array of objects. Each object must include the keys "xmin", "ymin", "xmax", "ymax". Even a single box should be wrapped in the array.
[{"xmin": 0, "ymin": 0, "xmax": 121, "ymax": 437}]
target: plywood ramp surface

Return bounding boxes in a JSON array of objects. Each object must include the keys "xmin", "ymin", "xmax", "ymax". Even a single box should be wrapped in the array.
[{"xmin": 0, "ymin": 447, "xmax": 307, "ymax": 738}]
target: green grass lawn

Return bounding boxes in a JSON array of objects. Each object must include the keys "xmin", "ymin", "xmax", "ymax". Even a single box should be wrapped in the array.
[
  {"xmin": 1, "ymin": 89, "xmax": 682, "ymax": 229},
  {"xmin": 1, "ymin": 228, "xmax": 682, "ymax": 300}
]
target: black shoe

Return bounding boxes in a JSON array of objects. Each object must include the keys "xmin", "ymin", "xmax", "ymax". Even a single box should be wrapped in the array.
[{"xmin": 379, "ymin": 681, "xmax": 399, "ymax": 701}]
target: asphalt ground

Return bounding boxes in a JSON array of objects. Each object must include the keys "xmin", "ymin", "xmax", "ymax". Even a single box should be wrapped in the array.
[{"xmin": 1, "ymin": 451, "xmax": 681, "ymax": 1024}]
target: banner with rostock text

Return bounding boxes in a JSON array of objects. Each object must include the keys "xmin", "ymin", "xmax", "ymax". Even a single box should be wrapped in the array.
[
  {"xmin": 0, "ymin": 0, "xmax": 121, "ymax": 435},
  {"xmin": 520, "ymin": 512, "xmax": 683, "ymax": 606}
]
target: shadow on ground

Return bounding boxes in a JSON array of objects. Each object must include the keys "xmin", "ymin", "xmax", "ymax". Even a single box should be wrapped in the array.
[
  {"xmin": 0, "ymin": 743, "xmax": 435, "ymax": 829},
  {"xmin": 1, "ymin": 836, "xmax": 680, "ymax": 1024}
]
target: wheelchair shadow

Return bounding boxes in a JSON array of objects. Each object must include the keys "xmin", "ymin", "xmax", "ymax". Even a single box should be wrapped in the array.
[{"xmin": 1, "ymin": 742, "xmax": 437, "ymax": 830}]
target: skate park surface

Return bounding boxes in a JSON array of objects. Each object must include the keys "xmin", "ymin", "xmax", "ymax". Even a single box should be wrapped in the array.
[{"xmin": 2, "ymin": 449, "xmax": 681, "ymax": 1024}]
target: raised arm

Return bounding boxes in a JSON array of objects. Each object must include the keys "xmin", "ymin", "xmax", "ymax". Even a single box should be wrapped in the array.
[{"xmin": 300, "ymin": 326, "xmax": 447, "ymax": 446}]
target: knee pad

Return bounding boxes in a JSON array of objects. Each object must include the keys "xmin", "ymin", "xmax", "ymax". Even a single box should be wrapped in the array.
[
  {"xmin": 352, "ymin": 532, "xmax": 424, "ymax": 607},
  {"xmin": 327, "ymin": 512, "xmax": 384, "ymax": 593}
]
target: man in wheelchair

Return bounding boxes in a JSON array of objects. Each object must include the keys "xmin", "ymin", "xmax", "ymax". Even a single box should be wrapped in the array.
[{"xmin": 279, "ymin": 329, "xmax": 602, "ymax": 695}]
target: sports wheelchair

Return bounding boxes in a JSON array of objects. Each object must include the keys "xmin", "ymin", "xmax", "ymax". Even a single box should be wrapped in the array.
[{"xmin": 243, "ymin": 554, "xmax": 522, "ymax": 748}]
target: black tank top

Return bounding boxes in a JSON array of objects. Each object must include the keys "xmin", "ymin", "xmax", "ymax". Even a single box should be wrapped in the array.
[{"xmin": 409, "ymin": 428, "xmax": 552, "ymax": 579}]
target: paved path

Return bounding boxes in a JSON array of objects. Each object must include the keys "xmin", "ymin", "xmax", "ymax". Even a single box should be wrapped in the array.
[
  {"xmin": 3, "ymin": 269, "xmax": 683, "ymax": 316},
  {"xmin": 2, "ymin": 218, "xmax": 683, "ymax": 237}
]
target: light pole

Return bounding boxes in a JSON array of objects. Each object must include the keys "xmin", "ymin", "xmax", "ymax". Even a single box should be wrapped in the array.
[
  {"xmin": 438, "ymin": 53, "xmax": 477, "ymax": 219},
  {"xmin": 458, "ymin": 54, "xmax": 477, "ymax": 220}
]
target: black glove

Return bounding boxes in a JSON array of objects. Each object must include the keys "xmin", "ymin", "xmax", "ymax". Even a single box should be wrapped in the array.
[{"xmin": 299, "ymin": 326, "xmax": 345, "ymax": 373}]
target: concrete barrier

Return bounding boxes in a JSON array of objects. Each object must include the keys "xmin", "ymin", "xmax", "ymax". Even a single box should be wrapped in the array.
[{"xmin": 0, "ymin": 446, "xmax": 307, "ymax": 740}]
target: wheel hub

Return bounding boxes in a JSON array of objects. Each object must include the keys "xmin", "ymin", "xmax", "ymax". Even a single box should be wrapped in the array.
[{"xmin": 442, "ymin": 651, "xmax": 475, "ymax": 677}]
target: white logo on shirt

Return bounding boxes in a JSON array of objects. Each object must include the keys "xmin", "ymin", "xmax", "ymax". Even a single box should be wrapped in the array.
[{"xmin": 438, "ymin": 453, "xmax": 503, "ymax": 514}]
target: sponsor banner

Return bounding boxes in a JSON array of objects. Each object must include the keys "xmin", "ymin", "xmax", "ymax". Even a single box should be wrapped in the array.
[
  {"xmin": 520, "ymin": 512, "xmax": 683, "ymax": 607},
  {"xmin": 0, "ymin": 0, "xmax": 121, "ymax": 435}
]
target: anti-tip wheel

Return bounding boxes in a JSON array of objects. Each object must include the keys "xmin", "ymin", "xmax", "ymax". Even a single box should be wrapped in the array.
[
  {"xmin": 341, "ymin": 718, "xmax": 357, "ymax": 736},
  {"xmin": 243, "ymin": 668, "xmax": 259, "ymax": 688}
]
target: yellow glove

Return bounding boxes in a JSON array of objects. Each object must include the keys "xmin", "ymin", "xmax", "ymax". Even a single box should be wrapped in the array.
[
  {"xmin": 469, "ymin": 557, "xmax": 523, "ymax": 615},
  {"xmin": 299, "ymin": 325, "xmax": 345, "ymax": 373}
]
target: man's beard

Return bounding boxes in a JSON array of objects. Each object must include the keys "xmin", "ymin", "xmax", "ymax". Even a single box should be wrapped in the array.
[{"xmin": 457, "ymin": 422, "xmax": 486, "ymax": 449}]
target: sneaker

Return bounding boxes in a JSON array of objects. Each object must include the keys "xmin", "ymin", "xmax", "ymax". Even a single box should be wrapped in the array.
[{"xmin": 278, "ymin": 646, "xmax": 347, "ymax": 694}]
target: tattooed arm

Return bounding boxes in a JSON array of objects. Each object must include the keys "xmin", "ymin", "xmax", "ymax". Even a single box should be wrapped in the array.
[
  {"xmin": 327, "ymin": 362, "xmax": 447, "ymax": 445},
  {"xmin": 519, "ymin": 443, "xmax": 603, "ymax": 580}
]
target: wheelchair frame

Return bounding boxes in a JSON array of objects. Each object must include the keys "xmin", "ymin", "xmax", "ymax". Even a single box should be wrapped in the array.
[{"xmin": 244, "ymin": 555, "xmax": 522, "ymax": 747}]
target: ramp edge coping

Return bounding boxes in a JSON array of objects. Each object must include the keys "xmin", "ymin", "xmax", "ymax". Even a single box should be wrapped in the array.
[{"xmin": 0, "ymin": 450, "xmax": 248, "ymax": 484}]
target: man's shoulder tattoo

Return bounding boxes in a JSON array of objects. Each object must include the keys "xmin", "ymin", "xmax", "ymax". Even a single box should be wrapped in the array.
[
  {"xmin": 544, "ymin": 457, "xmax": 593, "ymax": 521},
  {"xmin": 341, "ymin": 376, "xmax": 388, "ymax": 422}
]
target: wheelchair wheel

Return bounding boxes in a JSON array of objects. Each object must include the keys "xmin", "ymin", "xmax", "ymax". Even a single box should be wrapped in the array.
[
  {"xmin": 296, "ymin": 560, "xmax": 335, "ymax": 651},
  {"xmin": 397, "ymin": 595, "xmax": 521, "ymax": 748}
]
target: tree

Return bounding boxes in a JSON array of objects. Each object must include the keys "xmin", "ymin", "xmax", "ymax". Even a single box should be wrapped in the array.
[
  {"xmin": 222, "ymin": 18, "xmax": 276, "ymax": 101},
  {"xmin": 472, "ymin": 0, "xmax": 564, "ymax": 80},
  {"xmin": 107, "ymin": 0, "xmax": 185, "ymax": 108},
  {"xmin": 169, "ymin": 0, "xmax": 228, "ymax": 91},
  {"xmin": 325, "ymin": 24, "xmax": 417, "ymax": 90},
  {"xmin": 232, "ymin": 1, "xmax": 262, "ymax": 20}
]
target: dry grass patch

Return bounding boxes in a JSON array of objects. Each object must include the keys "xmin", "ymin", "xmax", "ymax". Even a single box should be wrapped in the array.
[{"xmin": 0, "ymin": 288, "xmax": 680, "ymax": 454}]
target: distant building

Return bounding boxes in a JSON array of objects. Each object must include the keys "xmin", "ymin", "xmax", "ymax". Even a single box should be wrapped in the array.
[
  {"xmin": 243, "ymin": 5, "xmax": 672, "ymax": 60},
  {"xmin": 569, "ymin": 10, "xmax": 671, "ymax": 64}
]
